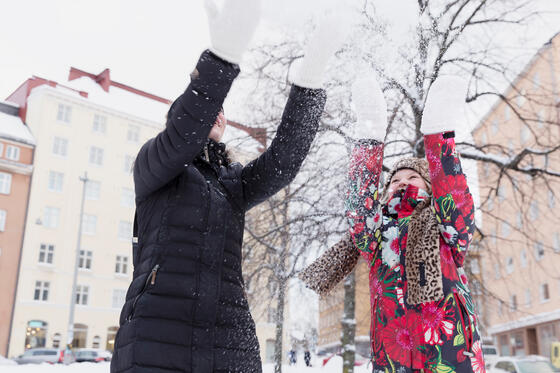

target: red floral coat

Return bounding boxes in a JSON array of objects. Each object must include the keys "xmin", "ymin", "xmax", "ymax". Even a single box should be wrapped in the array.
[{"xmin": 346, "ymin": 132, "xmax": 485, "ymax": 373}]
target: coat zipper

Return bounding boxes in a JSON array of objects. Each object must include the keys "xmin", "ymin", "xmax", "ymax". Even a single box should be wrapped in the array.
[{"xmin": 127, "ymin": 264, "xmax": 160, "ymax": 322}]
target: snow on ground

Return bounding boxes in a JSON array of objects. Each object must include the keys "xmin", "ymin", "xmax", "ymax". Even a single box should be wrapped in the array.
[{"xmin": 0, "ymin": 356, "xmax": 373, "ymax": 372}]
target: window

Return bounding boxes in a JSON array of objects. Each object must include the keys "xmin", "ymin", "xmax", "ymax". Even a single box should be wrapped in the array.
[
  {"xmin": 504, "ymin": 106, "xmax": 511, "ymax": 121},
  {"xmin": 75, "ymin": 285, "xmax": 89, "ymax": 305},
  {"xmin": 540, "ymin": 283, "xmax": 550, "ymax": 302},
  {"xmin": 0, "ymin": 172, "xmax": 12, "ymax": 194},
  {"xmin": 34, "ymin": 281, "xmax": 50, "ymax": 301},
  {"xmin": 47, "ymin": 171, "xmax": 64, "ymax": 192},
  {"xmin": 52, "ymin": 137, "xmax": 68, "ymax": 157},
  {"xmin": 529, "ymin": 200, "xmax": 539, "ymax": 221},
  {"xmin": 57, "ymin": 103, "xmax": 72, "ymax": 123},
  {"xmin": 115, "ymin": 256, "xmax": 129, "ymax": 275},
  {"xmin": 0, "ymin": 142, "xmax": 3, "ymax": 157},
  {"xmin": 38, "ymin": 244, "xmax": 54, "ymax": 264},
  {"xmin": 123, "ymin": 155, "xmax": 135, "ymax": 174},
  {"xmin": 535, "ymin": 241, "xmax": 545, "ymax": 261},
  {"xmin": 481, "ymin": 133, "xmax": 488, "ymax": 145},
  {"xmin": 267, "ymin": 307, "xmax": 276, "ymax": 323},
  {"xmin": 78, "ymin": 250, "xmax": 93, "ymax": 270},
  {"xmin": 486, "ymin": 196, "xmax": 494, "ymax": 212},
  {"xmin": 43, "ymin": 207, "xmax": 60, "ymax": 229},
  {"xmin": 521, "ymin": 126, "xmax": 530, "ymax": 144},
  {"xmin": 525, "ymin": 288, "xmax": 532, "ymax": 307},
  {"xmin": 516, "ymin": 211, "xmax": 523, "ymax": 229},
  {"xmin": 89, "ymin": 146, "xmax": 104, "ymax": 166},
  {"xmin": 505, "ymin": 257, "xmax": 514, "ymax": 274},
  {"xmin": 520, "ymin": 250, "xmax": 528, "ymax": 268},
  {"xmin": 127, "ymin": 125, "xmax": 140, "ymax": 143},
  {"xmin": 118, "ymin": 221, "xmax": 132, "ymax": 241},
  {"xmin": 82, "ymin": 214, "xmax": 97, "ymax": 235},
  {"xmin": 502, "ymin": 222, "xmax": 511, "ymax": 237},
  {"xmin": 549, "ymin": 191, "xmax": 556, "ymax": 209},
  {"xmin": 121, "ymin": 188, "xmax": 135, "ymax": 208},
  {"xmin": 516, "ymin": 90, "xmax": 526, "ymax": 107},
  {"xmin": 93, "ymin": 114, "xmax": 107, "ymax": 134},
  {"xmin": 554, "ymin": 233, "xmax": 560, "ymax": 253},
  {"xmin": 497, "ymin": 186, "xmax": 506, "ymax": 202},
  {"xmin": 483, "ymin": 163, "xmax": 490, "ymax": 177},
  {"xmin": 510, "ymin": 295, "xmax": 517, "ymax": 311},
  {"xmin": 494, "ymin": 263, "xmax": 501, "ymax": 279},
  {"xmin": 538, "ymin": 110, "xmax": 545, "ymax": 128},
  {"xmin": 498, "ymin": 300, "xmax": 504, "ymax": 316},
  {"xmin": 470, "ymin": 258, "xmax": 480, "ymax": 274},
  {"xmin": 6, "ymin": 145, "xmax": 20, "ymax": 161},
  {"xmin": 92, "ymin": 336, "xmax": 101, "ymax": 349},
  {"xmin": 85, "ymin": 181, "xmax": 101, "ymax": 200},
  {"xmin": 533, "ymin": 72, "xmax": 540, "ymax": 88},
  {"xmin": 491, "ymin": 119, "xmax": 499, "ymax": 134},
  {"xmin": 0, "ymin": 210, "xmax": 6, "ymax": 232},
  {"xmin": 112, "ymin": 289, "xmax": 126, "ymax": 309}
]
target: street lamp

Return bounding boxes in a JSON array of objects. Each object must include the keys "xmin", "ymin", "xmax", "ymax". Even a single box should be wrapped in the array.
[{"xmin": 66, "ymin": 172, "xmax": 89, "ymax": 351}]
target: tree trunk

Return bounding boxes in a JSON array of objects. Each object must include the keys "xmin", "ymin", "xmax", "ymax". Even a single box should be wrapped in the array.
[
  {"xmin": 273, "ymin": 275, "xmax": 286, "ymax": 373},
  {"xmin": 341, "ymin": 271, "xmax": 356, "ymax": 373}
]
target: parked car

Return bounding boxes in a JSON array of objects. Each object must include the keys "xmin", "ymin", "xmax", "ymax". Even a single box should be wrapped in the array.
[
  {"xmin": 75, "ymin": 349, "xmax": 112, "ymax": 363},
  {"xmin": 14, "ymin": 348, "xmax": 75, "ymax": 365},
  {"xmin": 490, "ymin": 355, "xmax": 556, "ymax": 373},
  {"xmin": 482, "ymin": 344, "xmax": 500, "ymax": 368}
]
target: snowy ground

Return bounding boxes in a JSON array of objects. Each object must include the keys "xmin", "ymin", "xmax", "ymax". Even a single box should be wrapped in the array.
[{"xmin": 0, "ymin": 356, "xmax": 372, "ymax": 372}]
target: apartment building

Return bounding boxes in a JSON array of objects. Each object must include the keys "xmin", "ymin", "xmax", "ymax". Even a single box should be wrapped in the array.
[
  {"xmin": 0, "ymin": 101, "xmax": 35, "ymax": 357},
  {"xmin": 472, "ymin": 32, "xmax": 560, "ymax": 357}
]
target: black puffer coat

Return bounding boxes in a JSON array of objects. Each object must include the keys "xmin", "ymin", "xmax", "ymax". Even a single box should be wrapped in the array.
[{"xmin": 110, "ymin": 50, "xmax": 326, "ymax": 373}]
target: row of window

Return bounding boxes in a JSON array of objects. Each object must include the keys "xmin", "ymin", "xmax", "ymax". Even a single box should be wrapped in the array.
[
  {"xmin": 57, "ymin": 104, "xmax": 141, "ymax": 143},
  {"xmin": 0, "ymin": 143, "xmax": 21, "ymax": 161},
  {"xmin": 52, "ymin": 136, "xmax": 135, "ymax": 172},
  {"xmin": 47, "ymin": 172, "xmax": 135, "ymax": 204},
  {"xmin": 38, "ymin": 243, "xmax": 129, "ymax": 274},
  {"xmin": 33, "ymin": 281, "xmax": 126, "ymax": 309},
  {"xmin": 498, "ymin": 282, "xmax": 551, "ymax": 315},
  {"xmin": 41, "ymin": 207, "xmax": 132, "ymax": 238},
  {"xmin": 23, "ymin": 321, "xmax": 118, "ymax": 351},
  {"xmin": 490, "ymin": 236, "xmax": 560, "ymax": 279}
]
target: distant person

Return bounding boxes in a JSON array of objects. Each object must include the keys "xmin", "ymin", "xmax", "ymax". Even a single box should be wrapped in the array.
[
  {"xmin": 304, "ymin": 350, "xmax": 311, "ymax": 367},
  {"xmin": 288, "ymin": 349, "xmax": 297, "ymax": 366}
]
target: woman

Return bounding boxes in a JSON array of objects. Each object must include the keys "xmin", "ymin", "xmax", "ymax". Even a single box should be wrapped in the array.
[
  {"xmin": 300, "ymin": 75, "xmax": 485, "ymax": 373},
  {"xmin": 110, "ymin": 1, "xmax": 347, "ymax": 372}
]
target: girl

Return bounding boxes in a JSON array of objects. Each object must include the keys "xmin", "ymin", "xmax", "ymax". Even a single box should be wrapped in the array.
[{"xmin": 300, "ymin": 75, "xmax": 485, "ymax": 373}]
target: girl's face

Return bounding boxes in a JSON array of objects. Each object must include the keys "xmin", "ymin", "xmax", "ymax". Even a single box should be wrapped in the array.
[
  {"xmin": 209, "ymin": 111, "xmax": 227, "ymax": 142},
  {"xmin": 388, "ymin": 169, "xmax": 428, "ymax": 194}
]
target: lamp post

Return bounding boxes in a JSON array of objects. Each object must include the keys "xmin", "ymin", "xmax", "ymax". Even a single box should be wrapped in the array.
[{"xmin": 66, "ymin": 172, "xmax": 89, "ymax": 350}]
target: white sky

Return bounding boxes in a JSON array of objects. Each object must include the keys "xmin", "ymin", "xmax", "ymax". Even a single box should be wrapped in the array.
[{"xmin": 1, "ymin": 0, "xmax": 559, "ymax": 103}]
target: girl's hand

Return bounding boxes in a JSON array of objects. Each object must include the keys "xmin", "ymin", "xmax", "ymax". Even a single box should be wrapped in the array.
[
  {"xmin": 350, "ymin": 72, "xmax": 387, "ymax": 142},
  {"xmin": 421, "ymin": 76, "xmax": 469, "ymax": 135}
]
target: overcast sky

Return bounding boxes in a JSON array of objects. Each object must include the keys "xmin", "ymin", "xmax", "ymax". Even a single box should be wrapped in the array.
[{"xmin": 2, "ymin": 0, "xmax": 559, "ymax": 104}]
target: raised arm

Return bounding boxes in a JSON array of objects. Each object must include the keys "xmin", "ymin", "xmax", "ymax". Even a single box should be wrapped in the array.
[
  {"xmin": 241, "ymin": 86, "xmax": 326, "ymax": 210},
  {"xmin": 134, "ymin": 0, "xmax": 261, "ymax": 202},
  {"xmin": 346, "ymin": 72, "xmax": 388, "ymax": 263},
  {"xmin": 421, "ymin": 76, "xmax": 475, "ymax": 267},
  {"xmin": 134, "ymin": 51, "xmax": 239, "ymax": 202}
]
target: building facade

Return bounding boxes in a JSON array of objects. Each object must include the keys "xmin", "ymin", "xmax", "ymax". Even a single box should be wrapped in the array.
[
  {"xmin": 472, "ymin": 32, "xmax": 560, "ymax": 357},
  {"xmin": 6, "ymin": 68, "xmax": 170, "ymax": 357},
  {"xmin": 0, "ymin": 101, "xmax": 35, "ymax": 357}
]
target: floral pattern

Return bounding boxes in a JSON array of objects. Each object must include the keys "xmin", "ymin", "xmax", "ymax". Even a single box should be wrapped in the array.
[{"xmin": 346, "ymin": 133, "xmax": 484, "ymax": 373}]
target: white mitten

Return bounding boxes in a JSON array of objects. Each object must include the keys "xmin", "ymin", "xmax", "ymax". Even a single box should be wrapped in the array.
[
  {"xmin": 289, "ymin": 12, "xmax": 352, "ymax": 89},
  {"xmin": 205, "ymin": 0, "xmax": 262, "ymax": 65},
  {"xmin": 421, "ymin": 76, "xmax": 468, "ymax": 135},
  {"xmin": 350, "ymin": 72, "xmax": 388, "ymax": 142}
]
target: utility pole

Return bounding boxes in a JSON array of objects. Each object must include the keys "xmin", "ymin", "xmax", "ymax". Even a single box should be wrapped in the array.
[{"xmin": 66, "ymin": 172, "xmax": 89, "ymax": 350}]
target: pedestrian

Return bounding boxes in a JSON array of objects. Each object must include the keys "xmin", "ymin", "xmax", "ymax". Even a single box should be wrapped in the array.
[
  {"xmin": 288, "ymin": 349, "xmax": 297, "ymax": 366},
  {"xmin": 304, "ymin": 350, "xmax": 311, "ymax": 367},
  {"xmin": 110, "ymin": 1, "xmax": 347, "ymax": 372},
  {"xmin": 300, "ymin": 74, "xmax": 486, "ymax": 373}
]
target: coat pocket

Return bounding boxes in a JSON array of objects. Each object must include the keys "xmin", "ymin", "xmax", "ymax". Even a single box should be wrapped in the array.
[
  {"xmin": 453, "ymin": 291, "xmax": 473, "ymax": 354},
  {"xmin": 126, "ymin": 264, "xmax": 161, "ymax": 322}
]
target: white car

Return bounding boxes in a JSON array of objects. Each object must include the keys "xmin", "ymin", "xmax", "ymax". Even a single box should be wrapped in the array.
[
  {"xmin": 482, "ymin": 345, "xmax": 499, "ymax": 368},
  {"xmin": 490, "ymin": 355, "xmax": 556, "ymax": 373}
]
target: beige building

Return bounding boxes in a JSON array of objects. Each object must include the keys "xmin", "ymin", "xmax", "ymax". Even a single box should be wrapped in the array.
[
  {"xmin": 0, "ymin": 101, "xmax": 35, "ymax": 357},
  {"xmin": 472, "ymin": 31, "xmax": 560, "ymax": 357},
  {"xmin": 317, "ymin": 257, "xmax": 371, "ymax": 357}
]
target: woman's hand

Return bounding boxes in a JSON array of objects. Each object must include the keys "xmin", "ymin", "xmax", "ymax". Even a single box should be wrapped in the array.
[{"xmin": 205, "ymin": 0, "xmax": 262, "ymax": 64}]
